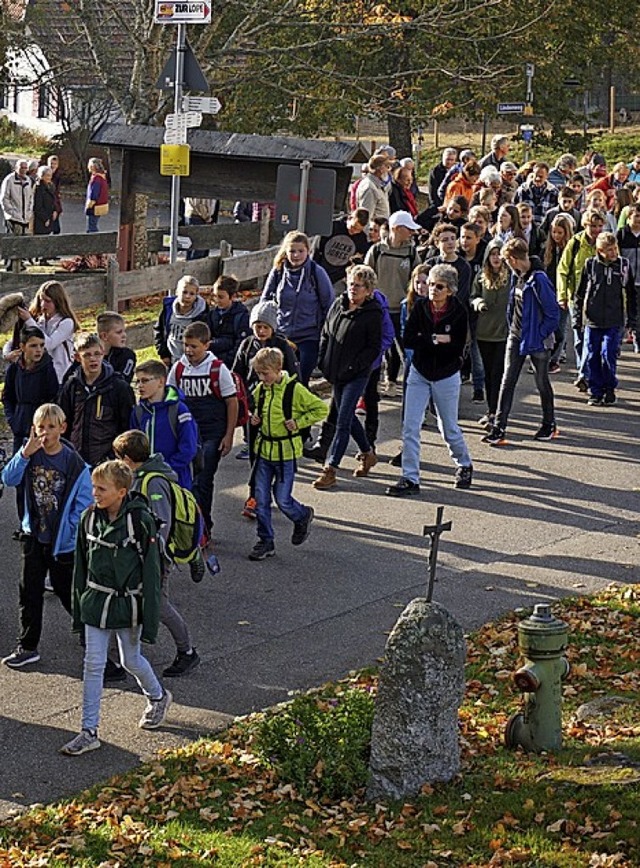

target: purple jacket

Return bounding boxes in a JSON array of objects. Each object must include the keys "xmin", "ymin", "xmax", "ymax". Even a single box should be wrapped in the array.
[
  {"xmin": 261, "ymin": 257, "xmax": 334, "ymax": 343},
  {"xmin": 373, "ymin": 289, "xmax": 395, "ymax": 369}
]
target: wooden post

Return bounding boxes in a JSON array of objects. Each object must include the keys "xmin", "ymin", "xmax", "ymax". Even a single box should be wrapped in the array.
[
  {"xmin": 434, "ymin": 119, "xmax": 440, "ymax": 149},
  {"xmin": 609, "ymin": 85, "xmax": 616, "ymax": 134},
  {"xmin": 106, "ymin": 256, "xmax": 120, "ymax": 311}
]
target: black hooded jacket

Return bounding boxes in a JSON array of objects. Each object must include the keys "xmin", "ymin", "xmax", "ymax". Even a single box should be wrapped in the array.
[{"xmin": 318, "ymin": 293, "xmax": 382, "ymax": 384}]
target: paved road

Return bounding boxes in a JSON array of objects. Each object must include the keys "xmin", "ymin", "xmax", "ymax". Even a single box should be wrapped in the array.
[{"xmin": 0, "ymin": 354, "xmax": 639, "ymax": 817}]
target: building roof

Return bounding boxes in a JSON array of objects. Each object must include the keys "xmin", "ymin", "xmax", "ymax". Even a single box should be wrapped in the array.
[{"xmin": 92, "ymin": 123, "xmax": 369, "ymax": 167}]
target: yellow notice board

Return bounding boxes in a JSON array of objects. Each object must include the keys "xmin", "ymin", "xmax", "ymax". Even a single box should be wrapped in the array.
[{"xmin": 160, "ymin": 144, "xmax": 191, "ymax": 176}]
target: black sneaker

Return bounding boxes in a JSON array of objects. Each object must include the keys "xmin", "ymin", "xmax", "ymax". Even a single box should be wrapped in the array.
[
  {"xmin": 248, "ymin": 539, "xmax": 276, "ymax": 561},
  {"xmin": 603, "ymin": 390, "xmax": 616, "ymax": 405},
  {"xmin": 163, "ymin": 648, "xmax": 200, "ymax": 677},
  {"xmin": 291, "ymin": 507, "xmax": 314, "ymax": 546},
  {"xmin": 303, "ymin": 442, "xmax": 327, "ymax": 463},
  {"xmin": 389, "ymin": 450, "xmax": 403, "ymax": 467},
  {"xmin": 385, "ymin": 478, "xmax": 420, "ymax": 497},
  {"xmin": 189, "ymin": 553, "xmax": 205, "ymax": 583},
  {"xmin": 454, "ymin": 465, "xmax": 473, "ymax": 489},
  {"xmin": 482, "ymin": 427, "xmax": 507, "ymax": 446},
  {"xmin": 103, "ymin": 659, "xmax": 127, "ymax": 684},
  {"xmin": 587, "ymin": 395, "xmax": 603, "ymax": 406},
  {"xmin": 574, "ymin": 376, "xmax": 588, "ymax": 392},
  {"xmin": 472, "ymin": 389, "xmax": 484, "ymax": 404},
  {"xmin": 533, "ymin": 422, "xmax": 558, "ymax": 441}
]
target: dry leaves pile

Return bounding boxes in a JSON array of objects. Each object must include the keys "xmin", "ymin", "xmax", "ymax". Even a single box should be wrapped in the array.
[{"xmin": 1, "ymin": 585, "xmax": 638, "ymax": 868}]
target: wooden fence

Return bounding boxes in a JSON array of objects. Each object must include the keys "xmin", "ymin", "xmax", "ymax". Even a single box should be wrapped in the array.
[{"xmin": 0, "ymin": 218, "xmax": 280, "ymax": 309}]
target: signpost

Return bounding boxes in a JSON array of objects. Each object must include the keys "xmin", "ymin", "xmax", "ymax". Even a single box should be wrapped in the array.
[
  {"xmin": 154, "ymin": 2, "xmax": 211, "ymax": 24},
  {"xmin": 182, "ymin": 96, "xmax": 221, "ymax": 114},
  {"xmin": 497, "ymin": 102, "xmax": 525, "ymax": 114}
]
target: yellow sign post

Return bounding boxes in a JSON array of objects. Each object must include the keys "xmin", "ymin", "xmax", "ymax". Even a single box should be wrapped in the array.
[{"xmin": 160, "ymin": 144, "xmax": 191, "ymax": 176}]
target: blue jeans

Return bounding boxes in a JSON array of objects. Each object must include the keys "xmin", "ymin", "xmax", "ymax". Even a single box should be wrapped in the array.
[
  {"xmin": 86, "ymin": 213, "xmax": 100, "ymax": 233},
  {"xmin": 583, "ymin": 326, "xmax": 620, "ymax": 397},
  {"xmin": 254, "ymin": 457, "xmax": 307, "ymax": 542},
  {"xmin": 495, "ymin": 336, "xmax": 555, "ymax": 432},
  {"xmin": 327, "ymin": 374, "xmax": 371, "ymax": 468},
  {"xmin": 193, "ymin": 435, "xmax": 223, "ymax": 532},
  {"xmin": 82, "ymin": 625, "xmax": 162, "ymax": 731},
  {"xmin": 296, "ymin": 339, "xmax": 320, "ymax": 387},
  {"xmin": 401, "ymin": 366, "xmax": 471, "ymax": 485}
]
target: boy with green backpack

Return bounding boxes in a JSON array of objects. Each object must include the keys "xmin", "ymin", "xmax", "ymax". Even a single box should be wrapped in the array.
[{"xmin": 113, "ymin": 429, "xmax": 208, "ymax": 677}]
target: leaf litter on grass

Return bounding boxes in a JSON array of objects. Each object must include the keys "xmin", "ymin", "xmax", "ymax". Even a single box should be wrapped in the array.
[{"xmin": 0, "ymin": 584, "xmax": 638, "ymax": 867}]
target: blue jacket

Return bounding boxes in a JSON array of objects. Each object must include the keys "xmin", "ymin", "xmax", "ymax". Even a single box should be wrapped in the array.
[
  {"xmin": 506, "ymin": 264, "xmax": 560, "ymax": 356},
  {"xmin": 130, "ymin": 386, "xmax": 199, "ymax": 490},
  {"xmin": 209, "ymin": 300, "xmax": 250, "ymax": 368},
  {"xmin": 261, "ymin": 257, "xmax": 334, "ymax": 343},
  {"xmin": 373, "ymin": 289, "xmax": 396, "ymax": 369},
  {"xmin": 2, "ymin": 441, "xmax": 93, "ymax": 557}
]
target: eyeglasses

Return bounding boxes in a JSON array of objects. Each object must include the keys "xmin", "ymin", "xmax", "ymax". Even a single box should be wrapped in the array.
[
  {"xmin": 134, "ymin": 377, "xmax": 157, "ymax": 385},
  {"xmin": 428, "ymin": 282, "xmax": 448, "ymax": 290}
]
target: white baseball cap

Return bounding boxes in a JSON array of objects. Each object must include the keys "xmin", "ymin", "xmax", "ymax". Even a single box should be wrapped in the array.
[{"xmin": 388, "ymin": 210, "xmax": 421, "ymax": 231}]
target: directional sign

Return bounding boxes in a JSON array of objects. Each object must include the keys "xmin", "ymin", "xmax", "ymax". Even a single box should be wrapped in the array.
[
  {"xmin": 182, "ymin": 96, "xmax": 221, "ymax": 115},
  {"xmin": 184, "ymin": 111, "xmax": 203, "ymax": 127},
  {"xmin": 164, "ymin": 112, "xmax": 188, "ymax": 144},
  {"xmin": 155, "ymin": 2, "xmax": 211, "ymax": 24},
  {"xmin": 162, "ymin": 234, "xmax": 192, "ymax": 250},
  {"xmin": 164, "ymin": 128, "xmax": 187, "ymax": 145},
  {"xmin": 160, "ymin": 144, "xmax": 191, "ymax": 176},
  {"xmin": 497, "ymin": 102, "xmax": 525, "ymax": 114}
]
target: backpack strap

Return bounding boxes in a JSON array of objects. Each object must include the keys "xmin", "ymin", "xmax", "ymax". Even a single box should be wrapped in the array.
[
  {"xmin": 173, "ymin": 360, "xmax": 185, "ymax": 387},
  {"xmin": 208, "ymin": 358, "xmax": 223, "ymax": 399}
]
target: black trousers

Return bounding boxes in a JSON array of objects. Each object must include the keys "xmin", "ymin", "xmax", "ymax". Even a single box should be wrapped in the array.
[
  {"xmin": 477, "ymin": 340, "xmax": 507, "ymax": 415},
  {"xmin": 19, "ymin": 537, "xmax": 73, "ymax": 651}
]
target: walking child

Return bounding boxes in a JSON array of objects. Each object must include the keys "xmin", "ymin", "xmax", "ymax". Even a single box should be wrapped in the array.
[
  {"xmin": 154, "ymin": 275, "xmax": 211, "ymax": 367},
  {"xmin": 1, "ymin": 403, "xmax": 92, "ymax": 668},
  {"xmin": 97, "ymin": 311, "xmax": 137, "ymax": 383},
  {"xmin": 249, "ymin": 347, "xmax": 327, "ymax": 560},
  {"xmin": 60, "ymin": 460, "xmax": 171, "ymax": 755},
  {"xmin": 209, "ymin": 275, "xmax": 250, "ymax": 368}
]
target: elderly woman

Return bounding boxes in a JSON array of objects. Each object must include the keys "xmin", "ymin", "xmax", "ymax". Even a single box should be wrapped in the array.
[
  {"xmin": 313, "ymin": 264, "xmax": 382, "ymax": 489},
  {"xmin": 386, "ymin": 263, "xmax": 473, "ymax": 496}
]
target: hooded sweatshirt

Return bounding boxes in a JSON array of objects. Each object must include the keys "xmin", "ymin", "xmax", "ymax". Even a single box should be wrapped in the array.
[
  {"xmin": 470, "ymin": 240, "xmax": 511, "ymax": 342},
  {"xmin": 153, "ymin": 295, "xmax": 211, "ymax": 363},
  {"xmin": 3, "ymin": 351, "xmax": 59, "ymax": 439},
  {"xmin": 261, "ymin": 257, "xmax": 334, "ymax": 343}
]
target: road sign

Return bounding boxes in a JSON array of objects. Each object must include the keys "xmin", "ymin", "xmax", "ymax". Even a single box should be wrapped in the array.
[
  {"xmin": 155, "ymin": 1, "xmax": 211, "ymax": 24},
  {"xmin": 164, "ymin": 112, "xmax": 188, "ymax": 144},
  {"xmin": 160, "ymin": 144, "xmax": 191, "ymax": 176},
  {"xmin": 497, "ymin": 102, "xmax": 525, "ymax": 114},
  {"xmin": 155, "ymin": 40, "xmax": 209, "ymax": 91},
  {"xmin": 184, "ymin": 111, "xmax": 203, "ymax": 127},
  {"xmin": 164, "ymin": 128, "xmax": 187, "ymax": 145},
  {"xmin": 525, "ymin": 62, "xmax": 535, "ymax": 77},
  {"xmin": 162, "ymin": 234, "xmax": 192, "ymax": 250},
  {"xmin": 182, "ymin": 96, "xmax": 221, "ymax": 115}
]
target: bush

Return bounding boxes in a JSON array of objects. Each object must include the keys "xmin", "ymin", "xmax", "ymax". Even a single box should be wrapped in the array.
[{"xmin": 252, "ymin": 689, "xmax": 375, "ymax": 799}]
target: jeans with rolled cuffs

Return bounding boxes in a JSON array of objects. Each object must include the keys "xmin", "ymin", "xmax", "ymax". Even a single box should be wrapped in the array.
[
  {"xmin": 82, "ymin": 625, "xmax": 162, "ymax": 731},
  {"xmin": 494, "ymin": 336, "xmax": 555, "ymax": 432},
  {"xmin": 327, "ymin": 374, "xmax": 371, "ymax": 468},
  {"xmin": 401, "ymin": 365, "xmax": 472, "ymax": 485},
  {"xmin": 254, "ymin": 457, "xmax": 307, "ymax": 543}
]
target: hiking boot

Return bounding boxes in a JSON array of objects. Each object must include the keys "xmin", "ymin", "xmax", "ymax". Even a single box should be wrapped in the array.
[
  {"xmin": 533, "ymin": 422, "xmax": 559, "ymax": 441},
  {"xmin": 389, "ymin": 450, "xmax": 403, "ymax": 467},
  {"xmin": 482, "ymin": 427, "xmax": 507, "ymax": 446},
  {"xmin": 603, "ymin": 390, "xmax": 616, "ymax": 405},
  {"xmin": 139, "ymin": 689, "xmax": 172, "ymax": 729},
  {"xmin": 588, "ymin": 395, "xmax": 603, "ymax": 406},
  {"xmin": 353, "ymin": 450, "xmax": 377, "ymax": 478},
  {"xmin": 248, "ymin": 539, "xmax": 276, "ymax": 561},
  {"xmin": 312, "ymin": 465, "xmax": 337, "ymax": 490},
  {"xmin": 385, "ymin": 478, "xmax": 420, "ymax": 497},
  {"xmin": 103, "ymin": 658, "xmax": 127, "ymax": 685},
  {"xmin": 189, "ymin": 552, "xmax": 205, "ymax": 583},
  {"xmin": 454, "ymin": 464, "xmax": 473, "ymax": 489},
  {"xmin": 2, "ymin": 646, "xmax": 40, "ymax": 669},
  {"xmin": 163, "ymin": 649, "xmax": 200, "ymax": 678},
  {"xmin": 291, "ymin": 507, "xmax": 314, "ymax": 546},
  {"xmin": 60, "ymin": 729, "xmax": 100, "ymax": 756},
  {"xmin": 472, "ymin": 388, "xmax": 484, "ymax": 403},
  {"xmin": 573, "ymin": 375, "xmax": 588, "ymax": 392},
  {"xmin": 241, "ymin": 497, "xmax": 257, "ymax": 519}
]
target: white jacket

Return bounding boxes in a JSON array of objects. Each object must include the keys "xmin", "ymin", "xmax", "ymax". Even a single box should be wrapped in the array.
[{"xmin": 1, "ymin": 172, "xmax": 34, "ymax": 224}]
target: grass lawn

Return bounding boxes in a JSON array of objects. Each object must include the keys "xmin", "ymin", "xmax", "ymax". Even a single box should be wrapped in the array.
[{"xmin": 1, "ymin": 585, "xmax": 638, "ymax": 867}]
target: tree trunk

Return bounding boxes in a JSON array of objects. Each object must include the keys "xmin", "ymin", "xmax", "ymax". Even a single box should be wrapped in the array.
[{"xmin": 386, "ymin": 113, "xmax": 413, "ymax": 159}]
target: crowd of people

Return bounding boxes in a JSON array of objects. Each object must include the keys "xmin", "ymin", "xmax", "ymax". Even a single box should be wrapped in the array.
[{"xmin": 0, "ymin": 136, "xmax": 637, "ymax": 754}]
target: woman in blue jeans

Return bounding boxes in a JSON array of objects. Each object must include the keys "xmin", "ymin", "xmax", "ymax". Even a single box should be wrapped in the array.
[
  {"xmin": 386, "ymin": 263, "xmax": 473, "ymax": 496},
  {"xmin": 313, "ymin": 265, "xmax": 382, "ymax": 489}
]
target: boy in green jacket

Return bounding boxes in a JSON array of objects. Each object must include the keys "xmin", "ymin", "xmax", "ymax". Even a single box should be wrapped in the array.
[
  {"xmin": 60, "ymin": 460, "xmax": 171, "ymax": 755},
  {"xmin": 248, "ymin": 347, "xmax": 327, "ymax": 561}
]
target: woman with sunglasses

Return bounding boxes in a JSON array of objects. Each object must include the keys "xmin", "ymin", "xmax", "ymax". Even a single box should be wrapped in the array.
[{"xmin": 386, "ymin": 264, "xmax": 473, "ymax": 496}]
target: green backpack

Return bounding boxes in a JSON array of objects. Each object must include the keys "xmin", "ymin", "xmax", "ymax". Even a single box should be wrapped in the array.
[{"xmin": 139, "ymin": 472, "xmax": 204, "ymax": 565}]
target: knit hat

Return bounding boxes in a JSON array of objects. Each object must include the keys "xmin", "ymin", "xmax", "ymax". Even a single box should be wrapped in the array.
[{"xmin": 250, "ymin": 300, "xmax": 278, "ymax": 331}]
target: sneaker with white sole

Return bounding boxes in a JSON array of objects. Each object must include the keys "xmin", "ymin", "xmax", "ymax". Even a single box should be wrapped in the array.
[
  {"xmin": 2, "ymin": 646, "xmax": 40, "ymax": 668},
  {"xmin": 139, "ymin": 689, "xmax": 172, "ymax": 730},
  {"xmin": 60, "ymin": 729, "xmax": 100, "ymax": 756}
]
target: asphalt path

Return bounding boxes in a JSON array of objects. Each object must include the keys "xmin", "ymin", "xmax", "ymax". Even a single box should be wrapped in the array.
[{"xmin": 0, "ymin": 350, "xmax": 639, "ymax": 818}]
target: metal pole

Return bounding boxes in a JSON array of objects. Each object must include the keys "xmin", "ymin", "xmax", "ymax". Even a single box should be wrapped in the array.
[
  {"xmin": 297, "ymin": 159, "xmax": 311, "ymax": 232},
  {"xmin": 169, "ymin": 23, "xmax": 186, "ymax": 264},
  {"xmin": 609, "ymin": 85, "xmax": 616, "ymax": 134}
]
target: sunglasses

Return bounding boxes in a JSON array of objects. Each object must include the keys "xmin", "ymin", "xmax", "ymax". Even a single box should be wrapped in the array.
[{"xmin": 428, "ymin": 282, "xmax": 448, "ymax": 290}]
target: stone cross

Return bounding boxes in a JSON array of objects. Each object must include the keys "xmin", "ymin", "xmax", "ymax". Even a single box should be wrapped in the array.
[{"xmin": 423, "ymin": 505, "xmax": 452, "ymax": 602}]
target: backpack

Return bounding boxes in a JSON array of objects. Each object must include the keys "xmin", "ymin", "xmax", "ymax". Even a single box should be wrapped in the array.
[
  {"xmin": 138, "ymin": 471, "xmax": 205, "ymax": 565},
  {"xmin": 132, "ymin": 402, "xmax": 205, "ymax": 477},
  {"xmin": 174, "ymin": 358, "xmax": 251, "ymax": 428},
  {"xmin": 255, "ymin": 376, "xmax": 298, "ymax": 431},
  {"xmin": 370, "ymin": 241, "xmax": 419, "ymax": 273}
]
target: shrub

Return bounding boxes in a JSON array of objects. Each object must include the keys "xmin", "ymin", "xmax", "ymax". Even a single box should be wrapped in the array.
[{"xmin": 252, "ymin": 689, "xmax": 375, "ymax": 799}]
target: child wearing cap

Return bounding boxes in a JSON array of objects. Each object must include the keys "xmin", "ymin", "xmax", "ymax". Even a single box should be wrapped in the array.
[{"xmin": 232, "ymin": 301, "xmax": 299, "ymax": 517}]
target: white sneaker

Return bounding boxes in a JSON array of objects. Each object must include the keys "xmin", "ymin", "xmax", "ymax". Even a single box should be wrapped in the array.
[{"xmin": 139, "ymin": 689, "xmax": 172, "ymax": 729}]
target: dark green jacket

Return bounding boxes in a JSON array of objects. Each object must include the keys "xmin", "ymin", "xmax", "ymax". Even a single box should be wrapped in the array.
[{"xmin": 72, "ymin": 493, "xmax": 162, "ymax": 643}]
